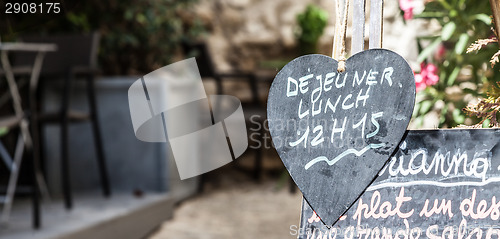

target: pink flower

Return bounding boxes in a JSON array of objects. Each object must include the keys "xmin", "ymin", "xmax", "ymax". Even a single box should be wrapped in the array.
[
  {"xmin": 414, "ymin": 63, "xmax": 439, "ymax": 92},
  {"xmin": 399, "ymin": 0, "xmax": 414, "ymax": 20},
  {"xmin": 414, "ymin": 73, "xmax": 427, "ymax": 92},
  {"xmin": 434, "ymin": 44, "xmax": 446, "ymax": 62}
]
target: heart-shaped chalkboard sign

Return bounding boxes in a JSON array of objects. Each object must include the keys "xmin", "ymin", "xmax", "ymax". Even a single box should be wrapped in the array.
[{"xmin": 267, "ymin": 49, "xmax": 415, "ymax": 226}]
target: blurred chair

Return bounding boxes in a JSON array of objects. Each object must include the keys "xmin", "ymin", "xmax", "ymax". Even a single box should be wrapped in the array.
[
  {"xmin": 15, "ymin": 32, "xmax": 111, "ymax": 209},
  {"xmin": 182, "ymin": 42, "xmax": 266, "ymax": 185},
  {"xmin": 0, "ymin": 64, "xmax": 38, "ymax": 227}
]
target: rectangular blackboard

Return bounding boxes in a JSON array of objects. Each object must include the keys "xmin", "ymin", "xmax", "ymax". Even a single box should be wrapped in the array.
[{"xmin": 297, "ymin": 129, "xmax": 500, "ymax": 239}]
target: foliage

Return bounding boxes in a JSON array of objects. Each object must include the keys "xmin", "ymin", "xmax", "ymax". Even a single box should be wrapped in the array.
[
  {"xmin": 1, "ymin": 0, "xmax": 205, "ymax": 75},
  {"xmin": 463, "ymin": 82, "xmax": 500, "ymax": 127},
  {"xmin": 463, "ymin": 13, "xmax": 500, "ymax": 128},
  {"xmin": 408, "ymin": 0, "xmax": 500, "ymax": 128},
  {"xmin": 0, "ymin": 127, "xmax": 7, "ymax": 137},
  {"xmin": 296, "ymin": 4, "xmax": 328, "ymax": 54}
]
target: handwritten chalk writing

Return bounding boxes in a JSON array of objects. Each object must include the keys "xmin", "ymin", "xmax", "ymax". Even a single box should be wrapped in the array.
[
  {"xmin": 353, "ymin": 70, "xmax": 367, "ymax": 87},
  {"xmin": 297, "ymin": 90, "xmax": 377, "ymax": 119},
  {"xmin": 331, "ymin": 117, "xmax": 347, "ymax": 140},
  {"xmin": 285, "ymin": 65, "xmax": 394, "ymax": 157},
  {"xmin": 306, "ymin": 227, "xmax": 337, "ymax": 239},
  {"xmin": 290, "ymin": 127, "xmax": 309, "ymax": 148},
  {"xmin": 298, "ymin": 99, "xmax": 309, "ymax": 119},
  {"xmin": 302, "ymin": 219, "xmax": 425, "ymax": 239},
  {"xmin": 298, "ymin": 130, "xmax": 500, "ymax": 239},
  {"xmin": 308, "ymin": 211, "xmax": 321, "ymax": 223},
  {"xmin": 304, "ymin": 143, "xmax": 386, "ymax": 169},
  {"xmin": 366, "ymin": 70, "xmax": 378, "ymax": 86},
  {"xmin": 287, "ymin": 77, "xmax": 298, "ymax": 97},
  {"xmin": 342, "ymin": 94, "xmax": 354, "ymax": 110},
  {"xmin": 329, "ymin": 113, "xmax": 384, "ymax": 142},
  {"xmin": 366, "ymin": 69, "xmax": 378, "ymax": 85},
  {"xmin": 352, "ymin": 113, "xmax": 367, "ymax": 139},
  {"xmin": 420, "ymin": 198, "xmax": 454, "ymax": 218},
  {"xmin": 299, "ymin": 111, "xmax": 385, "ymax": 169},
  {"xmin": 324, "ymin": 72, "xmax": 335, "ymax": 91},
  {"xmin": 312, "ymin": 83, "xmax": 323, "ymax": 117},
  {"xmin": 376, "ymin": 147, "xmax": 490, "ymax": 184},
  {"xmin": 288, "ymin": 114, "xmax": 387, "ymax": 149},
  {"xmin": 352, "ymin": 187, "xmax": 414, "ymax": 225},
  {"xmin": 299, "ymin": 74, "xmax": 313, "ymax": 94},
  {"xmin": 301, "ymin": 221, "xmax": 500, "ymax": 239},
  {"xmin": 281, "ymin": 59, "xmax": 404, "ymax": 176},
  {"xmin": 324, "ymin": 97, "xmax": 341, "ymax": 114},
  {"xmin": 303, "ymin": 208, "xmax": 500, "ymax": 239},
  {"xmin": 336, "ymin": 72, "xmax": 347, "ymax": 88},
  {"xmin": 460, "ymin": 190, "xmax": 500, "ymax": 220},
  {"xmin": 381, "ymin": 67, "xmax": 394, "ymax": 86},
  {"xmin": 368, "ymin": 177, "xmax": 500, "ymax": 191},
  {"xmin": 366, "ymin": 112, "xmax": 383, "ymax": 139},
  {"xmin": 285, "ymin": 67, "xmax": 394, "ymax": 99},
  {"xmin": 311, "ymin": 126, "xmax": 324, "ymax": 146},
  {"xmin": 355, "ymin": 87, "xmax": 370, "ymax": 108}
]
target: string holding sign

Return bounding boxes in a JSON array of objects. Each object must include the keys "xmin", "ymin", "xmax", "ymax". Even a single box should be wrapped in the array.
[{"xmin": 333, "ymin": 0, "xmax": 349, "ymax": 72}]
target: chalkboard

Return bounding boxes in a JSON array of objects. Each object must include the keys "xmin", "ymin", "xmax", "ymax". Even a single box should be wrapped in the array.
[
  {"xmin": 297, "ymin": 129, "xmax": 500, "ymax": 239},
  {"xmin": 267, "ymin": 49, "xmax": 415, "ymax": 226}
]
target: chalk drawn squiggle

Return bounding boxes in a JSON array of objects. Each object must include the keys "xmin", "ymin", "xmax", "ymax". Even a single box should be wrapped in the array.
[
  {"xmin": 366, "ymin": 177, "xmax": 500, "ymax": 191},
  {"xmin": 304, "ymin": 143, "xmax": 386, "ymax": 170}
]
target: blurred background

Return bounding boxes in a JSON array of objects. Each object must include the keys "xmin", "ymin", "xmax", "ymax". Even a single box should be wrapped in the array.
[{"xmin": 0, "ymin": 0, "xmax": 499, "ymax": 238}]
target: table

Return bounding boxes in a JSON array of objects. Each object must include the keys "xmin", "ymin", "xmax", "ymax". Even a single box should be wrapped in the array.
[{"xmin": 0, "ymin": 42, "xmax": 57, "ymax": 229}]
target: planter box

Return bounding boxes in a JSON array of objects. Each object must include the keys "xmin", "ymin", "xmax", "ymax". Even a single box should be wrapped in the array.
[{"xmin": 41, "ymin": 76, "xmax": 199, "ymax": 200}]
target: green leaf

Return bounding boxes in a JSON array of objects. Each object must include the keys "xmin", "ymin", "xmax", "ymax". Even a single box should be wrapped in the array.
[
  {"xmin": 452, "ymin": 108, "xmax": 465, "ymax": 124},
  {"xmin": 417, "ymin": 38, "xmax": 442, "ymax": 63},
  {"xmin": 455, "ymin": 33, "xmax": 469, "ymax": 55},
  {"xmin": 463, "ymin": 88, "xmax": 478, "ymax": 95},
  {"xmin": 413, "ymin": 12, "xmax": 446, "ymax": 18},
  {"xmin": 413, "ymin": 103, "xmax": 421, "ymax": 118},
  {"xmin": 447, "ymin": 67, "xmax": 461, "ymax": 86},
  {"xmin": 0, "ymin": 127, "xmax": 7, "ymax": 137},
  {"xmin": 420, "ymin": 100, "xmax": 434, "ymax": 114},
  {"xmin": 483, "ymin": 119, "xmax": 491, "ymax": 128},
  {"xmin": 415, "ymin": 116, "xmax": 424, "ymax": 127},
  {"xmin": 441, "ymin": 22, "xmax": 456, "ymax": 41},
  {"xmin": 470, "ymin": 14, "xmax": 492, "ymax": 25},
  {"xmin": 439, "ymin": 104, "xmax": 448, "ymax": 125}
]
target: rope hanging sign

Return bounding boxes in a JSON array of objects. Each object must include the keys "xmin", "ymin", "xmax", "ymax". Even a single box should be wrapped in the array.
[{"xmin": 334, "ymin": 0, "xmax": 349, "ymax": 72}]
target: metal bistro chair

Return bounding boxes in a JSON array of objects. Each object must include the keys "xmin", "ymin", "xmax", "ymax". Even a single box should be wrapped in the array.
[
  {"xmin": 182, "ymin": 42, "xmax": 267, "ymax": 185},
  {"xmin": 0, "ymin": 41, "xmax": 57, "ymax": 228},
  {"xmin": 14, "ymin": 32, "xmax": 111, "ymax": 209},
  {"xmin": 0, "ymin": 55, "xmax": 36, "ymax": 227}
]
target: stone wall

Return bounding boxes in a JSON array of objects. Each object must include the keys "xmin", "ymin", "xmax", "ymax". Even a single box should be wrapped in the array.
[{"xmin": 193, "ymin": 0, "xmax": 431, "ymax": 72}]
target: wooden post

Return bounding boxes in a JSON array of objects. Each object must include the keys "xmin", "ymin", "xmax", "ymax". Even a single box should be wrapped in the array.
[
  {"xmin": 352, "ymin": 0, "xmax": 366, "ymax": 54},
  {"xmin": 490, "ymin": 0, "xmax": 500, "ymax": 47},
  {"xmin": 369, "ymin": 0, "xmax": 383, "ymax": 49},
  {"xmin": 333, "ymin": 0, "xmax": 348, "ymax": 59}
]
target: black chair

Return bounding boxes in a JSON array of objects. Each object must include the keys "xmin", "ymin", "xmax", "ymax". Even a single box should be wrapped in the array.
[
  {"xmin": 182, "ymin": 42, "xmax": 267, "ymax": 184},
  {"xmin": 15, "ymin": 33, "xmax": 111, "ymax": 209}
]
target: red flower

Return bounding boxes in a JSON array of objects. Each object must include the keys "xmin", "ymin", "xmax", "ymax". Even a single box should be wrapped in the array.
[
  {"xmin": 399, "ymin": 0, "xmax": 414, "ymax": 20},
  {"xmin": 414, "ymin": 63, "xmax": 439, "ymax": 92},
  {"xmin": 434, "ymin": 44, "xmax": 446, "ymax": 62},
  {"xmin": 414, "ymin": 72, "xmax": 427, "ymax": 92}
]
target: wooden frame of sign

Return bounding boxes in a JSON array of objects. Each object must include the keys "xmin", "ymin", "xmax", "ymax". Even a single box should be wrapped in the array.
[{"xmin": 298, "ymin": 129, "xmax": 500, "ymax": 239}]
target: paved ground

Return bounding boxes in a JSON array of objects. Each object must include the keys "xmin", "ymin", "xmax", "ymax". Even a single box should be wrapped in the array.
[{"xmin": 149, "ymin": 153, "xmax": 303, "ymax": 239}]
